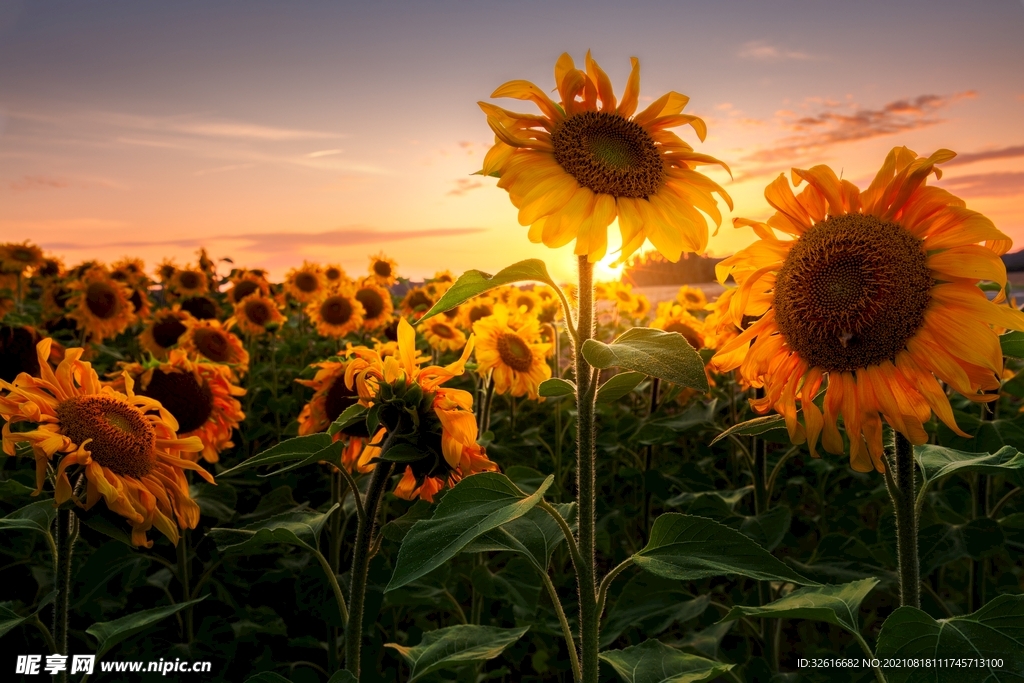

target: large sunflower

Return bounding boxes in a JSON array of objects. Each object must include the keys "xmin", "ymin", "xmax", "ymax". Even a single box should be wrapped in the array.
[
  {"xmin": 473, "ymin": 305, "xmax": 551, "ymax": 399},
  {"xmin": 139, "ymin": 307, "xmax": 195, "ymax": 359},
  {"xmin": 711, "ymin": 147, "xmax": 1024, "ymax": 473},
  {"xmin": 178, "ymin": 319, "xmax": 249, "ymax": 374},
  {"xmin": 354, "ymin": 279, "xmax": 395, "ymax": 332},
  {"xmin": 66, "ymin": 267, "xmax": 137, "ymax": 343},
  {"xmin": 233, "ymin": 293, "xmax": 287, "ymax": 336},
  {"xmin": 480, "ymin": 51, "xmax": 732, "ymax": 263},
  {"xmin": 0, "ymin": 339, "xmax": 212, "ymax": 547},
  {"xmin": 308, "ymin": 288, "xmax": 365, "ymax": 338},
  {"xmin": 109, "ymin": 351, "xmax": 245, "ymax": 463}
]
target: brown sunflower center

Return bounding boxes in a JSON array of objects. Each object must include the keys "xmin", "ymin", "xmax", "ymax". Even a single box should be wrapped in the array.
[
  {"xmin": 159, "ymin": 265, "xmax": 176, "ymax": 280},
  {"xmin": 152, "ymin": 317, "xmax": 187, "ymax": 349},
  {"xmin": 181, "ymin": 296, "xmax": 217, "ymax": 320},
  {"xmin": 138, "ymin": 369, "xmax": 214, "ymax": 434},
  {"xmin": 231, "ymin": 280, "xmax": 261, "ymax": 303},
  {"xmin": 0, "ymin": 326, "xmax": 41, "ymax": 383},
  {"xmin": 664, "ymin": 322, "xmax": 701, "ymax": 350},
  {"xmin": 56, "ymin": 395, "xmax": 156, "ymax": 478},
  {"xmin": 469, "ymin": 304, "xmax": 493, "ymax": 324},
  {"xmin": 551, "ymin": 111, "xmax": 664, "ymax": 199},
  {"xmin": 295, "ymin": 272, "xmax": 319, "ymax": 293},
  {"xmin": 515, "ymin": 295, "xmax": 535, "ymax": 312},
  {"xmin": 320, "ymin": 296, "xmax": 354, "ymax": 326},
  {"xmin": 325, "ymin": 267, "xmax": 343, "ymax": 281},
  {"xmin": 355, "ymin": 288, "xmax": 385, "ymax": 319},
  {"xmin": 85, "ymin": 282, "xmax": 119, "ymax": 319},
  {"xmin": 38, "ymin": 260, "xmax": 61, "ymax": 278},
  {"xmin": 773, "ymin": 213, "xmax": 932, "ymax": 372},
  {"xmin": 129, "ymin": 289, "xmax": 145, "ymax": 313},
  {"xmin": 324, "ymin": 376, "xmax": 359, "ymax": 425},
  {"xmin": 431, "ymin": 322, "xmax": 456, "ymax": 340},
  {"xmin": 243, "ymin": 299, "xmax": 272, "ymax": 327},
  {"xmin": 373, "ymin": 260, "xmax": 392, "ymax": 278},
  {"xmin": 496, "ymin": 332, "xmax": 533, "ymax": 373},
  {"xmin": 193, "ymin": 328, "xmax": 231, "ymax": 362},
  {"xmin": 405, "ymin": 290, "xmax": 433, "ymax": 311},
  {"xmin": 179, "ymin": 271, "xmax": 202, "ymax": 290}
]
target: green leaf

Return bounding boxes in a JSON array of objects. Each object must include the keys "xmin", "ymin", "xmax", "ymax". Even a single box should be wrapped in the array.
[
  {"xmin": 602, "ymin": 573, "xmax": 710, "ymax": 647},
  {"xmin": 0, "ymin": 591, "xmax": 54, "ymax": 639},
  {"xmin": 387, "ymin": 472, "xmax": 553, "ymax": 591},
  {"xmin": 539, "ymin": 377, "xmax": 575, "ymax": 398},
  {"xmin": 420, "ymin": 259, "xmax": 559, "ymax": 322},
  {"xmin": 209, "ymin": 504, "xmax": 338, "ymax": 555},
  {"xmin": 633, "ymin": 514, "xmax": 814, "ymax": 585},
  {"xmin": 581, "ymin": 328, "xmax": 708, "ymax": 391},
  {"xmin": 875, "ymin": 594, "xmax": 1024, "ymax": 682},
  {"xmin": 597, "ymin": 371, "xmax": 647, "ymax": 403},
  {"xmin": 734, "ymin": 506, "xmax": 791, "ymax": 552},
  {"xmin": 217, "ymin": 434, "xmax": 333, "ymax": 477},
  {"xmin": 719, "ymin": 578, "xmax": 878, "ymax": 633},
  {"xmin": 0, "ymin": 499, "xmax": 57, "ymax": 537},
  {"xmin": 463, "ymin": 502, "xmax": 575, "ymax": 572},
  {"xmin": 190, "ymin": 481, "xmax": 237, "ymax": 523},
  {"xmin": 471, "ymin": 558, "xmax": 542, "ymax": 615},
  {"xmin": 1000, "ymin": 330, "xmax": 1024, "ymax": 359},
  {"xmin": 381, "ymin": 500, "xmax": 433, "ymax": 542},
  {"xmin": 87, "ymin": 597, "xmax": 207, "ymax": 658},
  {"xmin": 328, "ymin": 403, "xmax": 368, "ymax": 437},
  {"xmin": 919, "ymin": 519, "xmax": 1005, "ymax": 573},
  {"xmin": 76, "ymin": 504, "xmax": 134, "ymax": 546},
  {"xmin": 936, "ymin": 411, "xmax": 1024, "ymax": 455},
  {"xmin": 916, "ymin": 445, "xmax": 1024, "ymax": 497},
  {"xmin": 710, "ymin": 415, "xmax": 786, "ymax": 445},
  {"xmin": 599, "ymin": 639, "xmax": 734, "ymax": 683},
  {"xmin": 385, "ymin": 624, "xmax": 529, "ymax": 682}
]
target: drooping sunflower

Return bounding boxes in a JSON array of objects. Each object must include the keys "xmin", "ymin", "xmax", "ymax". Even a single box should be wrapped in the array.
[
  {"xmin": 108, "ymin": 351, "xmax": 245, "ymax": 463},
  {"xmin": 345, "ymin": 318, "xmax": 496, "ymax": 502},
  {"xmin": 139, "ymin": 307, "xmax": 195, "ymax": 359},
  {"xmin": 66, "ymin": 267, "xmax": 137, "ymax": 343},
  {"xmin": 0, "ymin": 240, "xmax": 45, "ymax": 274},
  {"xmin": 651, "ymin": 302, "xmax": 706, "ymax": 350},
  {"xmin": 480, "ymin": 51, "xmax": 732, "ymax": 263},
  {"xmin": 168, "ymin": 268, "xmax": 209, "ymax": 300},
  {"xmin": 226, "ymin": 271, "xmax": 271, "ymax": 306},
  {"xmin": 419, "ymin": 317, "xmax": 468, "ymax": 353},
  {"xmin": 711, "ymin": 147, "xmax": 1024, "ymax": 473},
  {"xmin": 353, "ymin": 279, "xmax": 395, "ymax": 331},
  {"xmin": 285, "ymin": 261, "xmax": 325, "ymax": 303},
  {"xmin": 473, "ymin": 304, "xmax": 551, "ymax": 399},
  {"xmin": 233, "ymin": 293, "xmax": 287, "ymax": 336},
  {"xmin": 296, "ymin": 357, "xmax": 369, "ymax": 472},
  {"xmin": 400, "ymin": 286, "xmax": 436, "ymax": 320},
  {"xmin": 0, "ymin": 339, "xmax": 212, "ymax": 547},
  {"xmin": 367, "ymin": 252, "xmax": 398, "ymax": 287},
  {"xmin": 307, "ymin": 288, "xmax": 365, "ymax": 338},
  {"xmin": 178, "ymin": 319, "xmax": 249, "ymax": 374},
  {"xmin": 676, "ymin": 285, "xmax": 707, "ymax": 311}
]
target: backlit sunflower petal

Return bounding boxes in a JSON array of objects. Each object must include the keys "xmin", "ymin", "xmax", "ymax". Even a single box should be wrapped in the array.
[
  {"xmin": 633, "ymin": 91, "xmax": 690, "ymax": 127},
  {"xmin": 585, "ymin": 50, "xmax": 616, "ymax": 111},
  {"xmin": 616, "ymin": 57, "xmax": 641, "ymax": 118},
  {"xmin": 490, "ymin": 79, "xmax": 564, "ymax": 122}
]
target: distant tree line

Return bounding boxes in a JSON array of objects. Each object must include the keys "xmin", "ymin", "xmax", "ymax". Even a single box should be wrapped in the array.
[{"xmin": 621, "ymin": 251, "xmax": 725, "ymax": 286}]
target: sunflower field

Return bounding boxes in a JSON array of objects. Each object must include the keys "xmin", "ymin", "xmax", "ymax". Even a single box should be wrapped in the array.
[{"xmin": 3, "ymin": 52, "xmax": 1024, "ymax": 683}]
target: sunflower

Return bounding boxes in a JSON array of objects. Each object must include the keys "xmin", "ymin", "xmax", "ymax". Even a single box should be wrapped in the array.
[
  {"xmin": 110, "ymin": 257, "xmax": 149, "ymax": 288},
  {"xmin": 307, "ymin": 289, "xmax": 364, "ymax": 338},
  {"xmin": 368, "ymin": 252, "xmax": 398, "ymax": 287},
  {"xmin": 473, "ymin": 304, "xmax": 551, "ymax": 399},
  {"xmin": 155, "ymin": 258, "xmax": 178, "ymax": 284},
  {"xmin": 711, "ymin": 147, "xmax": 1024, "ymax": 473},
  {"xmin": 323, "ymin": 264, "xmax": 348, "ymax": 285},
  {"xmin": 0, "ymin": 240, "xmax": 45, "ymax": 274},
  {"xmin": 109, "ymin": 351, "xmax": 245, "ymax": 463},
  {"xmin": 66, "ymin": 268, "xmax": 137, "ymax": 343},
  {"xmin": 652, "ymin": 302, "xmax": 706, "ymax": 350},
  {"xmin": 479, "ymin": 51, "xmax": 732, "ymax": 264},
  {"xmin": 284, "ymin": 261, "xmax": 325, "ymax": 303},
  {"xmin": 233, "ymin": 293, "xmax": 287, "ymax": 336},
  {"xmin": 400, "ymin": 286, "xmax": 436, "ymax": 320},
  {"xmin": 419, "ymin": 318, "xmax": 468, "ymax": 353},
  {"xmin": 431, "ymin": 270, "xmax": 456, "ymax": 285},
  {"xmin": 505, "ymin": 287, "xmax": 541, "ymax": 315},
  {"xmin": 1, "ymin": 325, "xmax": 44, "ymax": 382},
  {"xmin": 0, "ymin": 339, "xmax": 212, "ymax": 547},
  {"xmin": 345, "ymin": 318, "xmax": 496, "ymax": 502},
  {"xmin": 168, "ymin": 268, "xmax": 209, "ymax": 300},
  {"xmin": 608, "ymin": 282, "xmax": 640, "ymax": 315},
  {"xmin": 354, "ymin": 280, "xmax": 395, "ymax": 331},
  {"xmin": 676, "ymin": 285, "xmax": 707, "ymax": 311},
  {"xmin": 179, "ymin": 295, "xmax": 220, "ymax": 321},
  {"xmin": 139, "ymin": 307, "xmax": 195, "ymax": 359},
  {"xmin": 40, "ymin": 280, "xmax": 73, "ymax": 320},
  {"xmin": 632, "ymin": 292, "xmax": 651, "ymax": 320},
  {"xmin": 296, "ymin": 358, "xmax": 371, "ymax": 472},
  {"xmin": 178, "ymin": 319, "xmax": 249, "ymax": 374},
  {"xmin": 226, "ymin": 271, "xmax": 270, "ymax": 305},
  {"xmin": 32, "ymin": 256, "xmax": 65, "ymax": 281},
  {"xmin": 459, "ymin": 295, "xmax": 497, "ymax": 330}
]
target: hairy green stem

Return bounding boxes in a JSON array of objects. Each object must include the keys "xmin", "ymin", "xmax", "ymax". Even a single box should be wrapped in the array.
[
  {"xmin": 345, "ymin": 460, "xmax": 394, "ymax": 680},
  {"xmin": 885, "ymin": 433, "xmax": 921, "ymax": 608},
  {"xmin": 53, "ymin": 508, "xmax": 78, "ymax": 683}
]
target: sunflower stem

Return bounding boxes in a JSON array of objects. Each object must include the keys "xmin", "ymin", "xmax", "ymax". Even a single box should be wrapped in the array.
[
  {"xmin": 886, "ymin": 432, "xmax": 921, "ymax": 609},
  {"xmin": 177, "ymin": 528, "xmax": 194, "ymax": 644},
  {"xmin": 52, "ymin": 507, "xmax": 78, "ymax": 683},
  {"xmin": 552, "ymin": 324, "xmax": 564, "ymax": 501},
  {"xmin": 480, "ymin": 373, "xmax": 496, "ymax": 434},
  {"xmin": 344, "ymin": 459, "xmax": 394, "ymax": 680},
  {"xmin": 642, "ymin": 377, "xmax": 660, "ymax": 541},
  {"xmin": 574, "ymin": 255, "xmax": 599, "ymax": 683}
]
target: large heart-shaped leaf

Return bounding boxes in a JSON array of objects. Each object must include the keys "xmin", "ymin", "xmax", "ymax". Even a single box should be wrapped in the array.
[
  {"xmin": 602, "ymin": 573, "xmax": 710, "ymax": 647},
  {"xmin": 581, "ymin": 328, "xmax": 708, "ymax": 390},
  {"xmin": 633, "ymin": 514, "xmax": 813, "ymax": 585},
  {"xmin": 87, "ymin": 597, "xmax": 207, "ymax": 658},
  {"xmin": 599, "ymin": 639, "xmax": 734, "ymax": 683},
  {"xmin": 875, "ymin": 594, "xmax": 1024, "ymax": 682},
  {"xmin": 209, "ymin": 504, "xmax": 338, "ymax": 555},
  {"xmin": 387, "ymin": 472, "xmax": 553, "ymax": 591},
  {"xmin": 719, "ymin": 578, "xmax": 878, "ymax": 634},
  {"xmin": 420, "ymin": 259, "xmax": 560, "ymax": 322},
  {"xmin": 217, "ymin": 434, "xmax": 334, "ymax": 477},
  {"xmin": 916, "ymin": 445, "xmax": 1024, "ymax": 500},
  {"xmin": 385, "ymin": 624, "xmax": 529, "ymax": 682},
  {"xmin": 462, "ymin": 502, "xmax": 575, "ymax": 573}
]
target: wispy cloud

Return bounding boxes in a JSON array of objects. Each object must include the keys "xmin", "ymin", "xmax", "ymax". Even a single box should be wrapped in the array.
[
  {"xmin": 193, "ymin": 163, "xmax": 255, "ymax": 176},
  {"xmin": 737, "ymin": 40, "xmax": 814, "ymax": 61},
  {"xmin": 307, "ymin": 149, "xmax": 344, "ymax": 158},
  {"xmin": 937, "ymin": 171, "xmax": 1024, "ymax": 198},
  {"xmin": 447, "ymin": 178, "xmax": 483, "ymax": 196},
  {"xmin": 946, "ymin": 144, "xmax": 1024, "ymax": 166},
  {"xmin": 9, "ymin": 174, "xmax": 69, "ymax": 191}
]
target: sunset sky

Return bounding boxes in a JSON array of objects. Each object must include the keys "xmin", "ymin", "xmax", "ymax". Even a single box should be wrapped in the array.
[{"xmin": 2, "ymin": 1, "xmax": 1022, "ymax": 284}]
